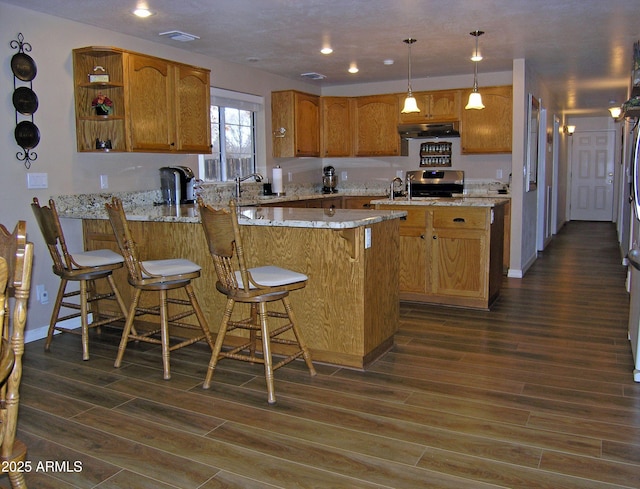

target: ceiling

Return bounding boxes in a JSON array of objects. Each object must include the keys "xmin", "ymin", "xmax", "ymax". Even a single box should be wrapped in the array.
[{"xmin": 5, "ymin": 0, "xmax": 640, "ymax": 117}]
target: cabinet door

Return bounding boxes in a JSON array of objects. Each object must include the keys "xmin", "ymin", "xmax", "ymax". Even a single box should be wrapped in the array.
[
  {"xmin": 128, "ymin": 54, "xmax": 174, "ymax": 151},
  {"xmin": 354, "ymin": 95, "xmax": 400, "ymax": 156},
  {"xmin": 461, "ymin": 85, "xmax": 512, "ymax": 154},
  {"xmin": 175, "ymin": 65, "xmax": 212, "ymax": 153},
  {"xmin": 431, "ymin": 228, "xmax": 487, "ymax": 299},
  {"xmin": 428, "ymin": 90, "xmax": 461, "ymax": 121},
  {"xmin": 272, "ymin": 91, "xmax": 320, "ymax": 157},
  {"xmin": 321, "ymin": 97, "xmax": 352, "ymax": 157},
  {"xmin": 295, "ymin": 92, "xmax": 320, "ymax": 156}
]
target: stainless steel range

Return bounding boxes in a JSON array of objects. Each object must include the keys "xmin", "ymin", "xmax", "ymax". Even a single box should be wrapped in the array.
[{"xmin": 406, "ymin": 169, "xmax": 464, "ymax": 198}]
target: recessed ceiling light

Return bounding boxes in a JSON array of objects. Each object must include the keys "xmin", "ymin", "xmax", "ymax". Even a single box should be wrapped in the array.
[
  {"xmin": 383, "ymin": 59, "xmax": 394, "ymax": 65},
  {"xmin": 320, "ymin": 47, "xmax": 333, "ymax": 55},
  {"xmin": 133, "ymin": 8, "xmax": 153, "ymax": 18}
]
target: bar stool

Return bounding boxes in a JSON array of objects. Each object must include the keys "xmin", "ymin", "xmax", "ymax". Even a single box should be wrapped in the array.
[
  {"xmin": 31, "ymin": 198, "xmax": 128, "ymax": 360},
  {"xmin": 198, "ymin": 198, "xmax": 316, "ymax": 404},
  {"xmin": 105, "ymin": 197, "xmax": 214, "ymax": 380}
]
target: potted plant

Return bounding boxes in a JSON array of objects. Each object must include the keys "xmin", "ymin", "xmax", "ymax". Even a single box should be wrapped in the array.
[{"xmin": 92, "ymin": 93, "xmax": 112, "ymax": 115}]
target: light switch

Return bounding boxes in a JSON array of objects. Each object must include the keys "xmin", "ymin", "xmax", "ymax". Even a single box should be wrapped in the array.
[{"xmin": 27, "ymin": 173, "xmax": 48, "ymax": 189}]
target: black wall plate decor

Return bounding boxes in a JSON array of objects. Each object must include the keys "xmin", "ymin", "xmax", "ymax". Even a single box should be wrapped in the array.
[{"xmin": 10, "ymin": 33, "xmax": 38, "ymax": 168}]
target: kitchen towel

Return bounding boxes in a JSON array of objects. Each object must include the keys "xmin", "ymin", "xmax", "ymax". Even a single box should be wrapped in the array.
[{"xmin": 272, "ymin": 166, "xmax": 284, "ymax": 194}]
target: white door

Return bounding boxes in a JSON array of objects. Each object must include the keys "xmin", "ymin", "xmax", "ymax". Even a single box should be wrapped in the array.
[{"xmin": 570, "ymin": 130, "xmax": 615, "ymax": 221}]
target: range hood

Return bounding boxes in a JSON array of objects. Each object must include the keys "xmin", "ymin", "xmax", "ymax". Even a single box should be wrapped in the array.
[{"xmin": 398, "ymin": 121, "xmax": 460, "ymax": 139}]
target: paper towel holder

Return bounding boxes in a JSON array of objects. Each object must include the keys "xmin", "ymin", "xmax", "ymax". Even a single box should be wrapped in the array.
[{"xmin": 272, "ymin": 165, "xmax": 286, "ymax": 197}]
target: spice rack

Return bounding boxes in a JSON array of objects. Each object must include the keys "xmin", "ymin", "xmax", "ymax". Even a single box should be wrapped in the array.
[{"xmin": 420, "ymin": 141, "xmax": 452, "ymax": 167}]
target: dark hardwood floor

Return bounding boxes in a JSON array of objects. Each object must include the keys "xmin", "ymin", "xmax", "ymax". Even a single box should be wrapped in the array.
[{"xmin": 3, "ymin": 221, "xmax": 640, "ymax": 488}]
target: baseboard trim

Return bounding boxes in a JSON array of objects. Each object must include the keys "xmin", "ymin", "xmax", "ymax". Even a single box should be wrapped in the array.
[{"xmin": 24, "ymin": 316, "xmax": 85, "ymax": 344}]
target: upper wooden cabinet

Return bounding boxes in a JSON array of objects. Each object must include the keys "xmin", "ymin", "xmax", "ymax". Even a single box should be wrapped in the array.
[
  {"xmin": 73, "ymin": 47, "xmax": 211, "ymax": 154},
  {"xmin": 321, "ymin": 97, "xmax": 352, "ymax": 157},
  {"xmin": 128, "ymin": 54, "xmax": 211, "ymax": 153},
  {"xmin": 353, "ymin": 94, "xmax": 401, "ymax": 156},
  {"xmin": 398, "ymin": 89, "xmax": 461, "ymax": 124},
  {"xmin": 272, "ymin": 90, "xmax": 320, "ymax": 157},
  {"xmin": 460, "ymin": 85, "xmax": 512, "ymax": 154}
]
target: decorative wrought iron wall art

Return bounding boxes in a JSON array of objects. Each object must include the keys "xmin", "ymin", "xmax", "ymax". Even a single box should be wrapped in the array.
[{"xmin": 10, "ymin": 33, "xmax": 39, "ymax": 168}]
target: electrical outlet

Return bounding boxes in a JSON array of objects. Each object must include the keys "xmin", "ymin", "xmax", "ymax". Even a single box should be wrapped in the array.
[
  {"xmin": 341, "ymin": 171, "xmax": 348, "ymax": 181},
  {"xmin": 100, "ymin": 174, "xmax": 109, "ymax": 189},
  {"xmin": 287, "ymin": 172, "xmax": 293, "ymax": 182},
  {"xmin": 36, "ymin": 284, "xmax": 49, "ymax": 304},
  {"xmin": 496, "ymin": 169, "xmax": 503, "ymax": 179}
]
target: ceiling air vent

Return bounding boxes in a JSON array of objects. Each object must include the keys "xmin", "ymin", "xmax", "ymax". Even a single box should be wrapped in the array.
[
  {"xmin": 300, "ymin": 72, "xmax": 327, "ymax": 80},
  {"xmin": 159, "ymin": 30, "xmax": 200, "ymax": 42}
]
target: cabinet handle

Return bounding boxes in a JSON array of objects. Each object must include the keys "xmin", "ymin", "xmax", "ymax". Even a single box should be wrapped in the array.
[
  {"xmin": 362, "ymin": 203, "xmax": 371, "ymax": 208},
  {"xmin": 421, "ymin": 234, "xmax": 426, "ymax": 240},
  {"xmin": 453, "ymin": 217, "xmax": 465, "ymax": 223},
  {"xmin": 432, "ymin": 235, "xmax": 436, "ymax": 239},
  {"xmin": 400, "ymin": 216, "xmax": 407, "ymax": 220}
]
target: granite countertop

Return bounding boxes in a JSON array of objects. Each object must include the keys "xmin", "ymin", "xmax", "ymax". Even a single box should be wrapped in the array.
[
  {"xmin": 371, "ymin": 196, "xmax": 510, "ymax": 207},
  {"xmin": 58, "ymin": 201, "xmax": 406, "ymax": 230}
]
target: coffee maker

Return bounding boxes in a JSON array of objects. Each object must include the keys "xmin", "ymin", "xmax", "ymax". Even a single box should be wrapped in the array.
[
  {"xmin": 159, "ymin": 166, "xmax": 195, "ymax": 204},
  {"xmin": 322, "ymin": 165, "xmax": 338, "ymax": 194}
]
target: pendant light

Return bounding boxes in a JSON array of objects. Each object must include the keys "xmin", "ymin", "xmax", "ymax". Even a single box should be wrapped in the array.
[
  {"xmin": 401, "ymin": 38, "xmax": 420, "ymax": 113},
  {"xmin": 465, "ymin": 30, "xmax": 485, "ymax": 110}
]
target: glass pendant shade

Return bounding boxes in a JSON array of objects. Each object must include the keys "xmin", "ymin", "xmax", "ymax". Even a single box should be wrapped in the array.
[
  {"xmin": 401, "ymin": 38, "xmax": 420, "ymax": 113},
  {"xmin": 465, "ymin": 91, "xmax": 485, "ymax": 110},
  {"xmin": 402, "ymin": 93, "xmax": 419, "ymax": 113}
]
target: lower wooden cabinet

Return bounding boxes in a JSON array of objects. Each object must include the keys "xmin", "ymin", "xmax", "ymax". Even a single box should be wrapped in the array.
[{"xmin": 376, "ymin": 203, "xmax": 505, "ymax": 310}]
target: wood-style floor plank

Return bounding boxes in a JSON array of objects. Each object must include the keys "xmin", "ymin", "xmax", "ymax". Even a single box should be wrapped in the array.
[{"xmin": 3, "ymin": 221, "xmax": 639, "ymax": 488}]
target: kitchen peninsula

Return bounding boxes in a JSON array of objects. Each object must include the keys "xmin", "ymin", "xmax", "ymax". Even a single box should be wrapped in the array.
[{"xmin": 59, "ymin": 196, "xmax": 405, "ymax": 369}]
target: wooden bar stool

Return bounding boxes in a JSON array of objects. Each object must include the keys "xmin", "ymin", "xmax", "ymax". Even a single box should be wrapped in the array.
[
  {"xmin": 198, "ymin": 198, "xmax": 316, "ymax": 404},
  {"xmin": 105, "ymin": 197, "xmax": 215, "ymax": 380},
  {"xmin": 0, "ymin": 220, "xmax": 33, "ymax": 488},
  {"xmin": 31, "ymin": 198, "xmax": 128, "ymax": 361}
]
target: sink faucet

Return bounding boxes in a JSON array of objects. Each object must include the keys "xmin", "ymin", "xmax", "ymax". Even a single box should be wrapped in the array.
[
  {"xmin": 389, "ymin": 177, "xmax": 403, "ymax": 200},
  {"xmin": 235, "ymin": 173, "xmax": 263, "ymax": 200}
]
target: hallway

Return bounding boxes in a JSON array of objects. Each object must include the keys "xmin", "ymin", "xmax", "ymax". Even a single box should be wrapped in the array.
[{"xmin": 4, "ymin": 221, "xmax": 640, "ymax": 488}]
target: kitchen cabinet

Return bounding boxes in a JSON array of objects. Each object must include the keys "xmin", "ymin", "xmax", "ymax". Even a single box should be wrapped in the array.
[
  {"xmin": 398, "ymin": 89, "xmax": 461, "ymax": 124},
  {"xmin": 73, "ymin": 47, "xmax": 211, "ymax": 154},
  {"xmin": 72, "ymin": 47, "xmax": 127, "ymax": 152},
  {"xmin": 342, "ymin": 196, "xmax": 376, "ymax": 209},
  {"xmin": 272, "ymin": 90, "xmax": 320, "ymax": 157},
  {"xmin": 127, "ymin": 53, "xmax": 211, "ymax": 153},
  {"xmin": 376, "ymin": 203, "xmax": 505, "ymax": 310},
  {"xmin": 460, "ymin": 85, "xmax": 512, "ymax": 154},
  {"xmin": 321, "ymin": 97, "xmax": 352, "ymax": 157},
  {"xmin": 353, "ymin": 95, "xmax": 401, "ymax": 156}
]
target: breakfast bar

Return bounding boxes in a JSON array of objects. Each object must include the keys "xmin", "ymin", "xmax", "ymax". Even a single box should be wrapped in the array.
[{"xmin": 63, "ymin": 200, "xmax": 405, "ymax": 369}]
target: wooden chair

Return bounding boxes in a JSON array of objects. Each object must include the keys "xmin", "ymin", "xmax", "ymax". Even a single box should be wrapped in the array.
[
  {"xmin": 31, "ymin": 198, "xmax": 128, "ymax": 361},
  {"xmin": 198, "ymin": 198, "xmax": 316, "ymax": 404},
  {"xmin": 105, "ymin": 197, "xmax": 215, "ymax": 380},
  {"xmin": 0, "ymin": 220, "xmax": 33, "ymax": 488}
]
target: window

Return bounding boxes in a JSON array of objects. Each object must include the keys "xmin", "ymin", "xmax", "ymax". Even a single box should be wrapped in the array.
[{"xmin": 199, "ymin": 88, "xmax": 263, "ymax": 182}]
